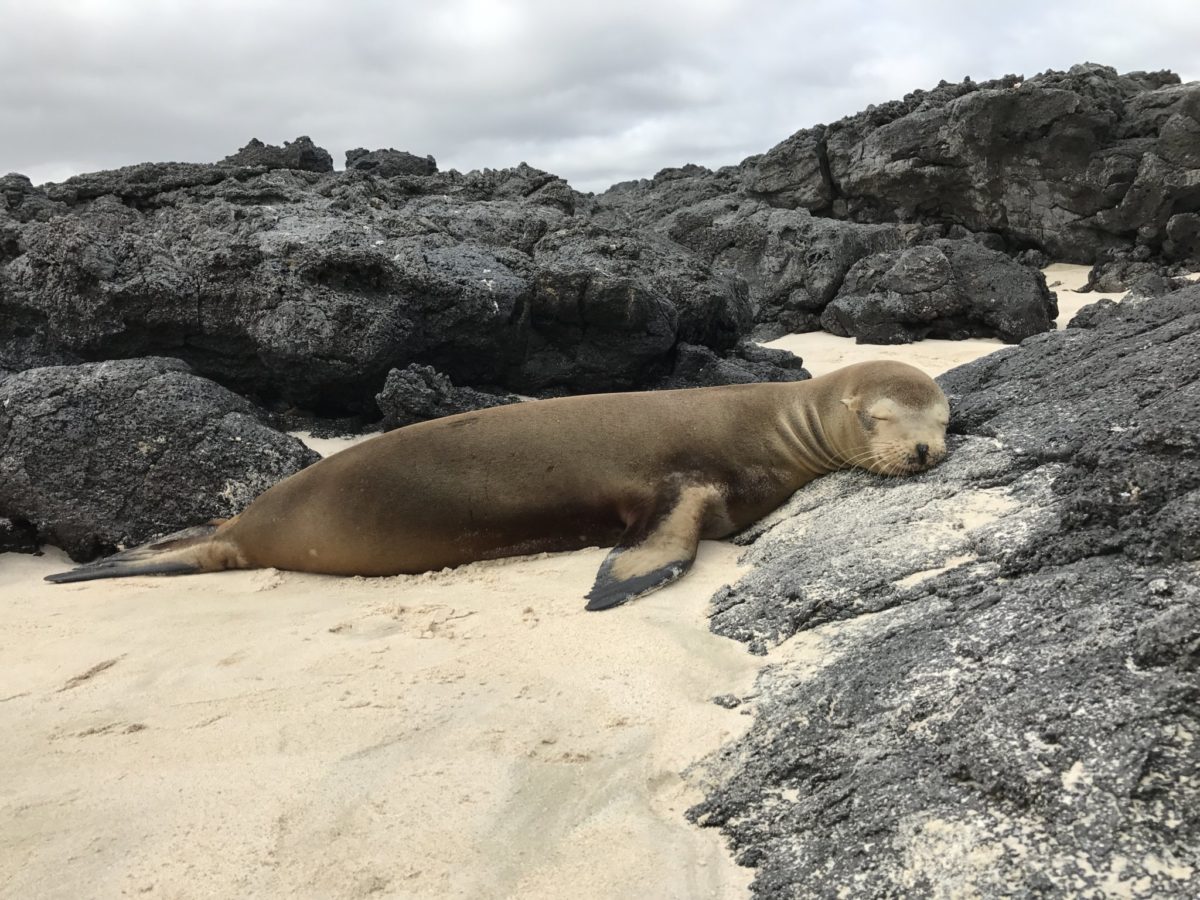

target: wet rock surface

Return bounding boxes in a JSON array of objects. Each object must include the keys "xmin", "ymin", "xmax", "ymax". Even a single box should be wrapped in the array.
[
  {"xmin": 689, "ymin": 288, "xmax": 1200, "ymax": 897},
  {"xmin": 0, "ymin": 358, "xmax": 318, "ymax": 561}
]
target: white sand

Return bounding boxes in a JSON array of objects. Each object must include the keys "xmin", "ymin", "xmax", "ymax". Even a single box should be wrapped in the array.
[
  {"xmin": 0, "ymin": 260, "xmax": 1144, "ymax": 897},
  {"xmin": 1, "ymin": 544, "xmax": 758, "ymax": 899},
  {"xmin": 765, "ymin": 330, "xmax": 1007, "ymax": 378},
  {"xmin": 290, "ymin": 430, "xmax": 376, "ymax": 458},
  {"xmin": 1040, "ymin": 262, "xmax": 1126, "ymax": 326},
  {"xmin": 767, "ymin": 262, "xmax": 1136, "ymax": 378}
]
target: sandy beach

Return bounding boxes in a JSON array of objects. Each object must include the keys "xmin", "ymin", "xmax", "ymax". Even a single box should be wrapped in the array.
[{"xmin": 0, "ymin": 264, "xmax": 1126, "ymax": 898}]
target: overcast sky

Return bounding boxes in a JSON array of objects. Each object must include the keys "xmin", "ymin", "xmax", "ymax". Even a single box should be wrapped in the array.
[{"xmin": 2, "ymin": 0, "xmax": 1197, "ymax": 193}]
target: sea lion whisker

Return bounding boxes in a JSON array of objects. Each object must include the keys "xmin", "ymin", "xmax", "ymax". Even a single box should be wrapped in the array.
[{"xmin": 840, "ymin": 449, "xmax": 879, "ymax": 469}]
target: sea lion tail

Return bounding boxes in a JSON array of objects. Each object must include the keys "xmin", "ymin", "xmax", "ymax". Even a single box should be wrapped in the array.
[{"xmin": 44, "ymin": 523, "xmax": 239, "ymax": 584}]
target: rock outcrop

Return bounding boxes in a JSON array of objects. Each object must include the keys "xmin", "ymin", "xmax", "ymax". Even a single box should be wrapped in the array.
[
  {"xmin": 5, "ymin": 65, "xmax": 1196, "ymax": 419},
  {"xmin": 689, "ymin": 287, "xmax": 1200, "ymax": 897},
  {"xmin": 654, "ymin": 341, "xmax": 810, "ymax": 390},
  {"xmin": 0, "ymin": 145, "xmax": 755, "ymax": 415},
  {"xmin": 821, "ymin": 240, "xmax": 1058, "ymax": 343},
  {"xmin": 376, "ymin": 364, "xmax": 520, "ymax": 430},
  {"xmin": 221, "ymin": 136, "xmax": 334, "ymax": 173},
  {"xmin": 345, "ymin": 147, "xmax": 438, "ymax": 177},
  {"xmin": 735, "ymin": 64, "xmax": 1200, "ymax": 266},
  {"xmin": 0, "ymin": 358, "xmax": 318, "ymax": 561}
]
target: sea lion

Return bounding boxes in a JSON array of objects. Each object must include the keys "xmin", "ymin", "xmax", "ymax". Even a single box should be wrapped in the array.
[{"xmin": 46, "ymin": 360, "xmax": 950, "ymax": 609}]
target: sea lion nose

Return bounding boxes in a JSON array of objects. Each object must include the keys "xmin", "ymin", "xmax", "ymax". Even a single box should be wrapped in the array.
[{"xmin": 916, "ymin": 443, "xmax": 929, "ymax": 463}]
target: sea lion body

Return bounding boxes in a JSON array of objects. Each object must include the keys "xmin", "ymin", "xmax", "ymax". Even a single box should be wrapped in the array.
[
  {"xmin": 47, "ymin": 361, "xmax": 950, "ymax": 609},
  {"xmin": 229, "ymin": 382, "xmax": 814, "ymax": 575}
]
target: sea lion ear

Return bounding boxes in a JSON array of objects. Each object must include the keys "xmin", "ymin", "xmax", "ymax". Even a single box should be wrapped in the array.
[{"xmin": 841, "ymin": 395, "xmax": 860, "ymax": 412}]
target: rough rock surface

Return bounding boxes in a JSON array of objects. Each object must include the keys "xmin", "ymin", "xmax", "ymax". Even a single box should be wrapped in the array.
[
  {"xmin": 5, "ymin": 63, "xmax": 1197, "ymax": 422},
  {"xmin": 1085, "ymin": 246, "xmax": 1199, "ymax": 294},
  {"xmin": 654, "ymin": 341, "xmax": 809, "ymax": 390},
  {"xmin": 598, "ymin": 64, "xmax": 1200, "ymax": 278},
  {"xmin": 376, "ymin": 364, "xmax": 520, "ymax": 430},
  {"xmin": 821, "ymin": 240, "xmax": 1057, "ymax": 343},
  {"xmin": 598, "ymin": 190, "xmax": 1064, "ymax": 342},
  {"xmin": 220, "ymin": 136, "xmax": 334, "ymax": 173},
  {"xmin": 345, "ymin": 147, "xmax": 438, "ymax": 177},
  {"xmin": 0, "ymin": 357, "xmax": 318, "ymax": 561},
  {"xmin": 653, "ymin": 199, "xmax": 904, "ymax": 337},
  {"xmin": 735, "ymin": 64, "xmax": 1200, "ymax": 265},
  {"xmin": 690, "ymin": 288, "xmax": 1200, "ymax": 897},
  {"xmin": 376, "ymin": 342, "xmax": 810, "ymax": 428},
  {"xmin": 0, "ymin": 142, "xmax": 753, "ymax": 415}
]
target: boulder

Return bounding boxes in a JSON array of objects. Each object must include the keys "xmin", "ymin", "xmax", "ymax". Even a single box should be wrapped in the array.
[
  {"xmin": 599, "ymin": 64, "xmax": 1198, "ymax": 269},
  {"xmin": 654, "ymin": 341, "xmax": 809, "ymax": 390},
  {"xmin": 816, "ymin": 64, "xmax": 1200, "ymax": 263},
  {"xmin": 1084, "ymin": 246, "xmax": 1198, "ymax": 293},
  {"xmin": 0, "ymin": 158, "xmax": 755, "ymax": 413},
  {"xmin": 221, "ymin": 136, "xmax": 334, "ymax": 173},
  {"xmin": 376, "ymin": 364, "xmax": 519, "ymax": 429},
  {"xmin": 0, "ymin": 357, "xmax": 318, "ymax": 561},
  {"xmin": 345, "ymin": 147, "xmax": 438, "ymax": 177},
  {"xmin": 1, "ymin": 173, "xmax": 66, "ymax": 223},
  {"xmin": 518, "ymin": 223, "xmax": 751, "ymax": 392},
  {"xmin": 821, "ymin": 240, "xmax": 1057, "ymax": 343},
  {"xmin": 689, "ymin": 286, "xmax": 1200, "ymax": 896},
  {"xmin": 659, "ymin": 199, "xmax": 903, "ymax": 336}
]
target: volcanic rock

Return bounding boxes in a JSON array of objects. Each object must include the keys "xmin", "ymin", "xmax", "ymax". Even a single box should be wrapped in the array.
[
  {"xmin": 221, "ymin": 136, "xmax": 334, "ymax": 173},
  {"xmin": 689, "ymin": 286, "xmax": 1200, "ymax": 897},
  {"xmin": 345, "ymin": 148, "xmax": 438, "ymax": 177},
  {"xmin": 376, "ymin": 364, "xmax": 520, "ymax": 429},
  {"xmin": 654, "ymin": 341, "xmax": 809, "ymax": 390},
  {"xmin": 821, "ymin": 240, "xmax": 1057, "ymax": 343},
  {"xmin": 0, "ymin": 357, "xmax": 318, "ymax": 561}
]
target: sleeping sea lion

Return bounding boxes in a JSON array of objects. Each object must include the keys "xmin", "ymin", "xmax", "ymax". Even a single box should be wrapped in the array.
[{"xmin": 46, "ymin": 361, "xmax": 950, "ymax": 610}]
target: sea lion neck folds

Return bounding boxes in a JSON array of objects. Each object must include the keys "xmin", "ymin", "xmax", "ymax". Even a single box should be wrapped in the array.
[{"xmin": 47, "ymin": 361, "xmax": 951, "ymax": 609}]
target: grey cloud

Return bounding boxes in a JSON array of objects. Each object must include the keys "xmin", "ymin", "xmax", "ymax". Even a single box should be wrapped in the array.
[{"xmin": 1, "ymin": 0, "xmax": 1198, "ymax": 193}]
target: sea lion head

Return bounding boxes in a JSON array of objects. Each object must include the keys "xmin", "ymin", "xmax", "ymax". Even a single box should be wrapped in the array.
[{"xmin": 835, "ymin": 361, "xmax": 950, "ymax": 476}]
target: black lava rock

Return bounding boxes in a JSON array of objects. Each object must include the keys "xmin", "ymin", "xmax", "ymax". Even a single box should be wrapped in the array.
[
  {"xmin": 691, "ymin": 286, "xmax": 1200, "ymax": 897},
  {"xmin": 375, "ymin": 364, "xmax": 520, "ymax": 429},
  {"xmin": 654, "ymin": 341, "xmax": 809, "ymax": 390},
  {"xmin": 0, "ymin": 357, "xmax": 319, "ymax": 561},
  {"xmin": 821, "ymin": 240, "xmax": 1057, "ymax": 343},
  {"xmin": 221, "ymin": 136, "xmax": 335, "ymax": 173},
  {"xmin": 345, "ymin": 147, "xmax": 438, "ymax": 177}
]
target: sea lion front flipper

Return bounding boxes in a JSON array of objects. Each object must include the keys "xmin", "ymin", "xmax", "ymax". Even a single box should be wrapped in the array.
[{"xmin": 585, "ymin": 481, "xmax": 721, "ymax": 611}]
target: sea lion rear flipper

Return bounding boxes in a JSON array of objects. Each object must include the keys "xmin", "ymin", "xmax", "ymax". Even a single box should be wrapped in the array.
[
  {"xmin": 584, "ymin": 481, "xmax": 719, "ymax": 611},
  {"xmin": 43, "ymin": 523, "xmax": 223, "ymax": 584}
]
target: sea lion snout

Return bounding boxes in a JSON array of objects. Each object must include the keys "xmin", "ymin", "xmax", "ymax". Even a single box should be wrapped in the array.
[
  {"xmin": 863, "ymin": 426, "xmax": 946, "ymax": 476},
  {"xmin": 905, "ymin": 437, "xmax": 945, "ymax": 472}
]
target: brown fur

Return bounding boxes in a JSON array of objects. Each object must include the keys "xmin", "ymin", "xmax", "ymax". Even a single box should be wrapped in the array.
[{"xmin": 47, "ymin": 361, "xmax": 950, "ymax": 602}]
